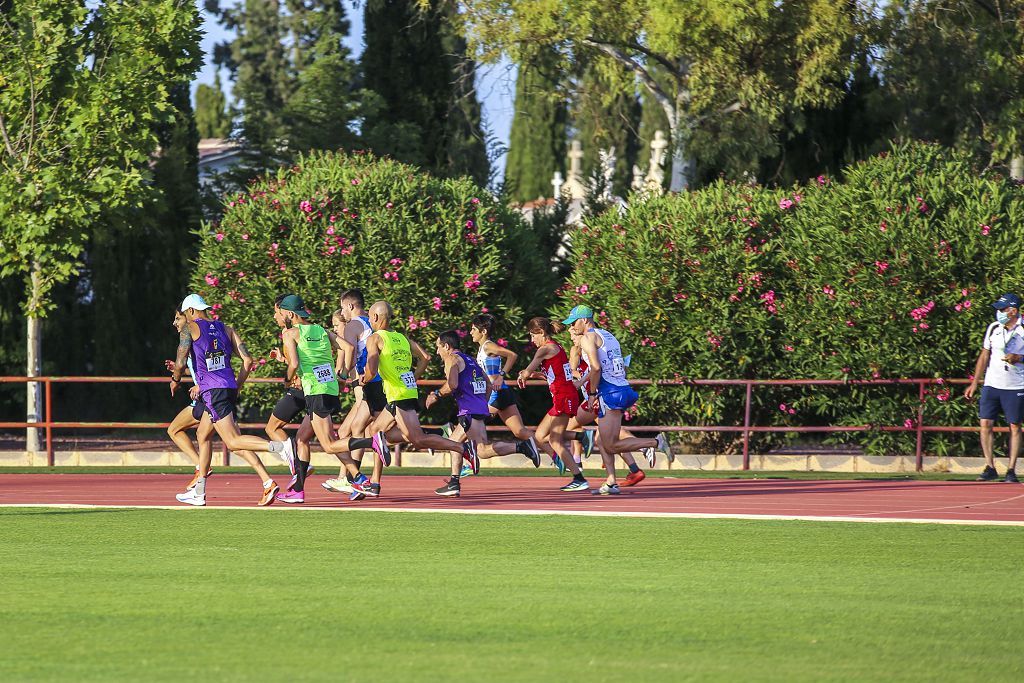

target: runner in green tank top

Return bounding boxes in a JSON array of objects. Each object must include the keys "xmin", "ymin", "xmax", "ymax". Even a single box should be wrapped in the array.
[
  {"xmin": 351, "ymin": 300, "xmax": 478, "ymax": 500},
  {"xmin": 276, "ymin": 294, "xmax": 388, "ymax": 503}
]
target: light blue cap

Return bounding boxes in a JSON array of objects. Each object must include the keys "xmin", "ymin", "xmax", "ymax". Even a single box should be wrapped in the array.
[{"xmin": 562, "ymin": 305, "xmax": 595, "ymax": 325}]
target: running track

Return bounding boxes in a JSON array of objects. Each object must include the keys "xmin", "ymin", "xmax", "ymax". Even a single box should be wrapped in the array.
[{"xmin": 2, "ymin": 474, "xmax": 1024, "ymax": 526}]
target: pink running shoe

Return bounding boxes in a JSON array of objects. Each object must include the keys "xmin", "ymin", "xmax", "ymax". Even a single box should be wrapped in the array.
[{"xmin": 276, "ymin": 489, "xmax": 305, "ymax": 504}]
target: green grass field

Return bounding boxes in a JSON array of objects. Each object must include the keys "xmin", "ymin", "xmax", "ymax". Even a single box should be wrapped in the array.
[{"xmin": 1, "ymin": 508, "xmax": 1021, "ymax": 682}]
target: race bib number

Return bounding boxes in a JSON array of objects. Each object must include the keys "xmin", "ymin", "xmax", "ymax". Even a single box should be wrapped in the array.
[
  {"xmin": 205, "ymin": 350, "xmax": 226, "ymax": 372},
  {"xmin": 562, "ymin": 362, "xmax": 573, "ymax": 382},
  {"xmin": 400, "ymin": 371, "xmax": 417, "ymax": 389},
  {"xmin": 472, "ymin": 378, "xmax": 488, "ymax": 394},
  {"xmin": 312, "ymin": 363, "xmax": 335, "ymax": 384},
  {"xmin": 611, "ymin": 356, "xmax": 625, "ymax": 375}
]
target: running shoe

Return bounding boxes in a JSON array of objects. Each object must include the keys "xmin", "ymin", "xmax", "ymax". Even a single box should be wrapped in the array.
[
  {"xmin": 594, "ymin": 482, "xmax": 621, "ymax": 496},
  {"xmin": 352, "ymin": 480, "xmax": 380, "ymax": 498},
  {"xmin": 460, "ymin": 464, "xmax": 474, "ymax": 478},
  {"xmin": 281, "ymin": 437, "xmax": 297, "ymax": 474},
  {"xmin": 656, "ymin": 432, "xmax": 673, "ymax": 462},
  {"xmin": 259, "ymin": 482, "xmax": 280, "ymax": 506},
  {"xmin": 552, "ymin": 454, "xmax": 567, "ymax": 475},
  {"xmin": 463, "ymin": 441, "xmax": 480, "ymax": 475},
  {"xmin": 580, "ymin": 430, "xmax": 596, "ymax": 459},
  {"xmin": 1006, "ymin": 469, "xmax": 1020, "ymax": 484},
  {"xmin": 372, "ymin": 431, "xmax": 391, "ymax": 467},
  {"xmin": 978, "ymin": 465, "xmax": 1000, "ymax": 481},
  {"xmin": 641, "ymin": 446, "xmax": 657, "ymax": 469},
  {"xmin": 435, "ymin": 477, "xmax": 461, "ymax": 497},
  {"xmin": 322, "ymin": 477, "xmax": 353, "ymax": 493},
  {"xmin": 186, "ymin": 469, "xmax": 203, "ymax": 491},
  {"xmin": 175, "ymin": 489, "xmax": 206, "ymax": 506},
  {"xmin": 559, "ymin": 478, "xmax": 590, "ymax": 492},
  {"xmin": 518, "ymin": 437, "xmax": 541, "ymax": 467},
  {"xmin": 622, "ymin": 470, "xmax": 646, "ymax": 487},
  {"xmin": 276, "ymin": 489, "xmax": 305, "ymax": 504}
]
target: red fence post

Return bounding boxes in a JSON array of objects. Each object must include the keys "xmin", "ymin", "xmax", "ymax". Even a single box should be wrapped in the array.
[
  {"xmin": 742, "ymin": 381, "xmax": 753, "ymax": 470},
  {"xmin": 45, "ymin": 378, "xmax": 54, "ymax": 467},
  {"xmin": 915, "ymin": 381, "xmax": 925, "ymax": 472}
]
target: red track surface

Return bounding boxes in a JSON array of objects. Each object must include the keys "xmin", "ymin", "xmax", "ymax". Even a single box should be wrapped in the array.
[{"xmin": 2, "ymin": 474, "xmax": 1024, "ymax": 525}]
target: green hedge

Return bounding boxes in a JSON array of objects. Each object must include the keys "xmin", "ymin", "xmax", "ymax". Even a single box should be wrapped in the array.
[
  {"xmin": 560, "ymin": 142, "xmax": 1024, "ymax": 455},
  {"xmin": 190, "ymin": 150, "xmax": 556, "ymax": 414}
]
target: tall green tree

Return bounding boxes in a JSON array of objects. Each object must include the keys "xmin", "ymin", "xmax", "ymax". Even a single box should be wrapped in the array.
[
  {"xmin": 448, "ymin": 0, "xmax": 857, "ymax": 190},
  {"xmin": 362, "ymin": 0, "xmax": 489, "ymax": 185},
  {"xmin": 195, "ymin": 73, "xmax": 232, "ymax": 138},
  {"xmin": 572, "ymin": 59, "xmax": 641, "ymax": 197},
  {"xmin": 0, "ymin": 0, "xmax": 201, "ymax": 446},
  {"xmin": 504, "ymin": 47, "xmax": 568, "ymax": 201},
  {"xmin": 879, "ymin": 0, "xmax": 1024, "ymax": 177}
]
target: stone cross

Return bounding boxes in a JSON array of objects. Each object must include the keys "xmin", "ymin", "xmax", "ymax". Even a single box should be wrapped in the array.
[
  {"xmin": 562, "ymin": 139, "xmax": 587, "ymax": 200},
  {"xmin": 599, "ymin": 147, "xmax": 616, "ymax": 200},
  {"xmin": 644, "ymin": 130, "xmax": 668, "ymax": 195},
  {"xmin": 551, "ymin": 170, "xmax": 564, "ymax": 200},
  {"xmin": 631, "ymin": 164, "xmax": 645, "ymax": 192}
]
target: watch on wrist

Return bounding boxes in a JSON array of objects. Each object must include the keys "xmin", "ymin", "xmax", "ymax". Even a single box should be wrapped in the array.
[{"xmin": 433, "ymin": 389, "xmax": 442, "ymax": 398}]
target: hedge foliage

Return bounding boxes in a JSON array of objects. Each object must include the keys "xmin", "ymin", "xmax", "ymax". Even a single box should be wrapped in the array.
[
  {"xmin": 190, "ymin": 150, "xmax": 557, "ymax": 412},
  {"xmin": 560, "ymin": 142, "xmax": 1024, "ymax": 455}
]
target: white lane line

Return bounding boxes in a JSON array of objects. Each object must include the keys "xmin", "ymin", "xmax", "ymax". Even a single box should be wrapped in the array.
[
  {"xmin": 847, "ymin": 492, "xmax": 1024, "ymax": 518},
  {"xmin": 1, "ymin": 503, "xmax": 1022, "ymax": 526}
]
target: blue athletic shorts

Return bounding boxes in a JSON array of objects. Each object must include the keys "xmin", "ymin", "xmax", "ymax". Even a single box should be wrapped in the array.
[
  {"xmin": 979, "ymin": 385, "xmax": 1024, "ymax": 424},
  {"xmin": 598, "ymin": 381, "xmax": 638, "ymax": 413}
]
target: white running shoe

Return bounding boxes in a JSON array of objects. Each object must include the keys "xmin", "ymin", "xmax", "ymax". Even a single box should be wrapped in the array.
[
  {"xmin": 280, "ymin": 437, "xmax": 297, "ymax": 473},
  {"xmin": 175, "ymin": 490, "xmax": 206, "ymax": 506},
  {"xmin": 322, "ymin": 477, "xmax": 355, "ymax": 494},
  {"xmin": 642, "ymin": 445, "xmax": 657, "ymax": 469},
  {"xmin": 656, "ymin": 432, "xmax": 673, "ymax": 463}
]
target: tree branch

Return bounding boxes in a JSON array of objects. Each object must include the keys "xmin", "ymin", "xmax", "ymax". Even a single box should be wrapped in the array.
[
  {"xmin": 581, "ymin": 38, "xmax": 675, "ymax": 121},
  {"xmin": 0, "ymin": 113, "xmax": 18, "ymax": 160}
]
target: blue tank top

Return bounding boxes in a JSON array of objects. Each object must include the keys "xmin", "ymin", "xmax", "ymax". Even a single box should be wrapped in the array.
[
  {"xmin": 476, "ymin": 342, "xmax": 507, "ymax": 390},
  {"xmin": 189, "ymin": 319, "xmax": 237, "ymax": 391},
  {"xmin": 455, "ymin": 351, "xmax": 490, "ymax": 417},
  {"xmin": 356, "ymin": 316, "xmax": 381, "ymax": 383}
]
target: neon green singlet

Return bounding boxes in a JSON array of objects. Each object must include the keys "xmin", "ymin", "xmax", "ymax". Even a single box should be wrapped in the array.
[
  {"xmin": 296, "ymin": 324, "xmax": 339, "ymax": 397},
  {"xmin": 375, "ymin": 329, "xmax": 418, "ymax": 402}
]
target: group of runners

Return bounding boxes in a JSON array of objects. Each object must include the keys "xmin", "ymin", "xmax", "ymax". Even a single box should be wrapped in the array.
[{"xmin": 166, "ymin": 289, "xmax": 670, "ymax": 506}]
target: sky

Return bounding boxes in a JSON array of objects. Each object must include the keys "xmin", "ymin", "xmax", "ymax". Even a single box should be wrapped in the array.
[{"xmin": 193, "ymin": 1, "xmax": 517, "ymax": 179}]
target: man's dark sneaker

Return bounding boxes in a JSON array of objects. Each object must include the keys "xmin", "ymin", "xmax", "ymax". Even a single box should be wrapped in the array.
[
  {"xmin": 1005, "ymin": 469, "xmax": 1019, "ymax": 484},
  {"xmin": 977, "ymin": 466, "xmax": 1000, "ymax": 482},
  {"xmin": 435, "ymin": 477, "xmax": 461, "ymax": 497},
  {"xmin": 517, "ymin": 437, "xmax": 541, "ymax": 467}
]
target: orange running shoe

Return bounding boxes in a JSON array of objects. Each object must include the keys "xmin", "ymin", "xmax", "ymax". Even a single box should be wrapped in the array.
[
  {"xmin": 622, "ymin": 470, "xmax": 646, "ymax": 487},
  {"xmin": 259, "ymin": 481, "xmax": 280, "ymax": 506}
]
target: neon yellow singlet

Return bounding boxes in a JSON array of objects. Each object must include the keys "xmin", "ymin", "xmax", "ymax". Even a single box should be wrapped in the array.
[{"xmin": 375, "ymin": 329, "xmax": 418, "ymax": 402}]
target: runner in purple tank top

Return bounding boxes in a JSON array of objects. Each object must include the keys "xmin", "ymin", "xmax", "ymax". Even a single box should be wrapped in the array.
[
  {"xmin": 425, "ymin": 330, "xmax": 541, "ymax": 497},
  {"xmin": 169, "ymin": 293, "xmax": 296, "ymax": 507}
]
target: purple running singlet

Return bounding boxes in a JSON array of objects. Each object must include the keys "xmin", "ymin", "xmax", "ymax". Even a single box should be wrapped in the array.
[{"xmin": 454, "ymin": 351, "xmax": 490, "ymax": 418}]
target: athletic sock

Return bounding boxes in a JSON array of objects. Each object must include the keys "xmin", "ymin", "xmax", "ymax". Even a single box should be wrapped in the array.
[
  {"xmin": 573, "ymin": 472, "xmax": 586, "ymax": 482},
  {"xmin": 195, "ymin": 465, "xmax": 201, "ymax": 471},
  {"xmin": 194, "ymin": 478, "xmax": 206, "ymax": 496},
  {"xmin": 350, "ymin": 437, "xmax": 371, "ymax": 450},
  {"xmin": 450, "ymin": 475, "xmax": 460, "ymax": 483},
  {"xmin": 628, "ymin": 463, "xmax": 640, "ymax": 474},
  {"xmin": 268, "ymin": 441, "xmax": 285, "ymax": 453},
  {"xmin": 294, "ymin": 458, "xmax": 308, "ymax": 492}
]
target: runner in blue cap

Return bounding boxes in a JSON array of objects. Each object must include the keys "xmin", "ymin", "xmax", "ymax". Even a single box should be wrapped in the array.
[{"xmin": 564, "ymin": 305, "xmax": 671, "ymax": 495}]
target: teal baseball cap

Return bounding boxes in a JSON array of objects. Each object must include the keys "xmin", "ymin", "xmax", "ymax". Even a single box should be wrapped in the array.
[
  {"xmin": 279, "ymin": 294, "xmax": 310, "ymax": 318},
  {"xmin": 562, "ymin": 305, "xmax": 595, "ymax": 325}
]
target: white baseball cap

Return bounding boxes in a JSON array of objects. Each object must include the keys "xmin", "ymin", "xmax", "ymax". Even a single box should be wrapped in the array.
[{"xmin": 180, "ymin": 293, "xmax": 211, "ymax": 311}]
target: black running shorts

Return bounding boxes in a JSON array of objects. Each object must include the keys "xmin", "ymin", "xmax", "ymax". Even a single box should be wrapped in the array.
[
  {"xmin": 386, "ymin": 398, "xmax": 421, "ymax": 415},
  {"xmin": 362, "ymin": 380, "xmax": 387, "ymax": 414},
  {"xmin": 272, "ymin": 387, "xmax": 306, "ymax": 422},
  {"xmin": 305, "ymin": 393, "xmax": 341, "ymax": 419}
]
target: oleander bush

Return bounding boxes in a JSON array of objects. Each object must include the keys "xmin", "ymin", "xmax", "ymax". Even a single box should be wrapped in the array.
[
  {"xmin": 190, "ymin": 150, "xmax": 557, "ymax": 414},
  {"xmin": 561, "ymin": 142, "xmax": 1024, "ymax": 455}
]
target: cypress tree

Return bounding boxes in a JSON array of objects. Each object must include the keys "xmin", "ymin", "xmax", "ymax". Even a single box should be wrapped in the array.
[
  {"xmin": 361, "ymin": 0, "xmax": 489, "ymax": 183},
  {"xmin": 504, "ymin": 46, "xmax": 567, "ymax": 202},
  {"xmin": 195, "ymin": 73, "xmax": 232, "ymax": 139},
  {"xmin": 572, "ymin": 60, "xmax": 640, "ymax": 198}
]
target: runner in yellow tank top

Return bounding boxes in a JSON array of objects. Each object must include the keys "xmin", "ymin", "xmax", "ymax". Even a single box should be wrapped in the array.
[{"xmin": 351, "ymin": 300, "xmax": 478, "ymax": 500}]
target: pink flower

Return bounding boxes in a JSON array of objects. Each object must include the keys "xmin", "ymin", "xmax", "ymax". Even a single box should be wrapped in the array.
[
  {"xmin": 904, "ymin": 419, "xmax": 914, "ymax": 429},
  {"xmin": 955, "ymin": 304, "xmax": 963, "ymax": 312},
  {"xmin": 204, "ymin": 273, "xmax": 220, "ymax": 287},
  {"xmin": 981, "ymin": 224, "xmax": 991, "ymax": 236},
  {"xmin": 779, "ymin": 198, "xmax": 794, "ymax": 210},
  {"xmin": 470, "ymin": 197, "xmax": 480, "ymax": 205},
  {"xmin": 419, "ymin": 320, "xmax": 429, "ymax": 328},
  {"xmin": 496, "ymin": 338, "xmax": 508, "ymax": 347},
  {"xmin": 211, "ymin": 303, "xmax": 222, "ymax": 311},
  {"xmin": 788, "ymin": 408, "xmax": 796, "ymax": 415},
  {"xmin": 779, "ymin": 403, "xmax": 788, "ymax": 412},
  {"xmin": 385, "ymin": 202, "xmax": 393, "ymax": 209},
  {"xmin": 874, "ymin": 261, "xmax": 889, "ymax": 274},
  {"xmin": 623, "ymin": 319, "xmax": 632, "ymax": 327},
  {"xmin": 464, "ymin": 273, "xmax": 481, "ymax": 291},
  {"xmin": 576, "ymin": 284, "xmax": 590, "ymax": 295},
  {"xmin": 241, "ymin": 234, "xmax": 249, "ymax": 240},
  {"xmin": 846, "ymin": 320, "xmax": 855, "ymax": 327},
  {"xmin": 351, "ymin": 179, "xmax": 360, "ymax": 186},
  {"xmin": 237, "ymin": 271, "xmax": 245, "ymax": 278},
  {"xmin": 784, "ymin": 345, "xmax": 794, "ymax": 352},
  {"xmin": 465, "ymin": 220, "xmax": 475, "ymax": 229},
  {"xmin": 919, "ymin": 322, "xmax": 929, "ymax": 330},
  {"xmin": 481, "ymin": 307, "xmax": 488, "ymax": 313},
  {"xmin": 299, "ymin": 200, "xmax": 313, "ymax": 213},
  {"xmin": 389, "ymin": 258, "xmax": 403, "ymax": 266},
  {"xmin": 879, "ymin": 221, "xmax": 887, "ymax": 232},
  {"xmin": 793, "ymin": 194, "xmax": 803, "ymax": 203},
  {"xmin": 215, "ymin": 232, "xmax": 225, "ymax": 242},
  {"xmin": 964, "ymin": 300, "xmax": 972, "ymax": 309},
  {"xmin": 326, "ymin": 227, "xmax": 335, "ymax": 235},
  {"xmin": 817, "ymin": 175, "xmax": 827, "ymax": 186}
]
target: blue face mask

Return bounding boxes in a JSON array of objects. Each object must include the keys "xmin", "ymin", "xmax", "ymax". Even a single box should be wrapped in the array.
[{"xmin": 997, "ymin": 311, "xmax": 1011, "ymax": 325}]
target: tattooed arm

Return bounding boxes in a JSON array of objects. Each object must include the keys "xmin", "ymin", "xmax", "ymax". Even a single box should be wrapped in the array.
[{"xmin": 170, "ymin": 324, "xmax": 193, "ymax": 396}]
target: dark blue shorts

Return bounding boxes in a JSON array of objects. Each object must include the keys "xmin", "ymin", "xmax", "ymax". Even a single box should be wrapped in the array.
[
  {"xmin": 979, "ymin": 385, "xmax": 1024, "ymax": 424},
  {"xmin": 202, "ymin": 388, "xmax": 238, "ymax": 423}
]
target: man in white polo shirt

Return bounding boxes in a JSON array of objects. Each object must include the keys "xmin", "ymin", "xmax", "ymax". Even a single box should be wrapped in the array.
[{"xmin": 965, "ymin": 292, "xmax": 1024, "ymax": 482}]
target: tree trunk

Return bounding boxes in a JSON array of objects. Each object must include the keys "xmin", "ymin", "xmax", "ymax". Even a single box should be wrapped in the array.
[
  {"xmin": 664, "ymin": 100, "xmax": 692, "ymax": 192},
  {"xmin": 1011, "ymin": 155, "xmax": 1023, "ymax": 182},
  {"xmin": 26, "ymin": 261, "xmax": 42, "ymax": 453}
]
